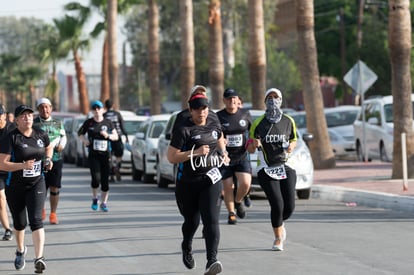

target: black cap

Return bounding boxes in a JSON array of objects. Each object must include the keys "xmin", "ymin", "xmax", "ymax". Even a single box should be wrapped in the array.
[
  {"xmin": 0, "ymin": 104, "xmax": 5, "ymax": 114},
  {"xmin": 14, "ymin": 105, "xmax": 34, "ymax": 117},
  {"xmin": 223, "ymin": 88, "xmax": 239, "ymax": 98},
  {"xmin": 188, "ymin": 94, "xmax": 209, "ymax": 109}
]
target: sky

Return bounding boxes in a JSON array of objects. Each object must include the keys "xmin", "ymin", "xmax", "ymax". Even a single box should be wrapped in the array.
[{"xmin": 0, "ymin": 0, "xmax": 129, "ymax": 75}]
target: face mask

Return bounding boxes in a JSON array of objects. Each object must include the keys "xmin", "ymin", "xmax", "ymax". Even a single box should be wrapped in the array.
[
  {"xmin": 266, "ymin": 97, "xmax": 282, "ymax": 110},
  {"xmin": 265, "ymin": 97, "xmax": 283, "ymax": 123}
]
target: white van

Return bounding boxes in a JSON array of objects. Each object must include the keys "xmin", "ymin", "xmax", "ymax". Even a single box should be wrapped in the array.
[{"xmin": 353, "ymin": 94, "xmax": 414, "ymax": 162}]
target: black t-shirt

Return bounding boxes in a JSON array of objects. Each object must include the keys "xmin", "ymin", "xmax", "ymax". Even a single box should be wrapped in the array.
[
  {"xmin": 216, "ymin": 108, "xmax": 252, "ymax": 163},
  {"xmin": 250, "ymin": 114, "xmax": 297, "ymax": 166},
  {"xmin": 0, "ymin": 128, "xmax": 50, "ymax": 185},
  {"xmin": 104, "ymin": 109, "xmax": 127, "ymax": 137},
  {"xmin": 78, "ymin": 118, "xmax": 115, "ymax": 155},
  {"xmin": 170, "ymin": 115, "xmax": 224, "ymax": 181}
]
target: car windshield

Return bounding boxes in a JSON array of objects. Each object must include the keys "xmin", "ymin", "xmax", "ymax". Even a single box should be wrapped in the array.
[
  {"xmin": 124, "ymin": 121, "xmax": 144, "ymax": 135},
  {"xmin": 149, "ymin": 121, "xmax": 166, "ymax": 138},
  {"xmin": 325, "ymin": 110, "xmax": 359, "ymax": 127}
]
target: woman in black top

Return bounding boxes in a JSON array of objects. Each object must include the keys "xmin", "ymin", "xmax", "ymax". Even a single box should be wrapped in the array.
[
  {"xmin": 78, "ymin": 100, "xmax": 118, "ymax": 212},
  {"xmin": 0, "ymin": 105, "xmax": 53, "ymax": 273},
  {"xmin": 168, "ymin": 93, "xmax": 228, "ymax": 275},
  {"xmin": 247, "ymin": 88, "xmax": 297, "ymax": 252}
]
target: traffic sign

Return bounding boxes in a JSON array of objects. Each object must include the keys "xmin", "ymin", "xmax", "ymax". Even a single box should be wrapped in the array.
[{"xmin": 343, "ymin": 60, "xmax": 377, "ymax": 94}]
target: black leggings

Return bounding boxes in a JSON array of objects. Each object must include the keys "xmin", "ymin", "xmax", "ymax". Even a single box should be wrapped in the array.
[
  {"xmin": 88, "ymin": 152, "xmax": 110, "ymax": 192},
  {"xmin": 175, "ymin": 176, "xmax": 222, "ymax": 262},
  {"xmin": 258, "ymin": 165, "xmax": 296, "ymax": 228},
  {"xmin": 5, "ymin": 179, "xmax": 46, "ymax": 231}
]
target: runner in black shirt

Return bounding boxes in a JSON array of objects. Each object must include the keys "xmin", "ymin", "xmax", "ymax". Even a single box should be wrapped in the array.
[
  {"xmin": 247, "ymin": 88, "xmax": 297, "ymax": 252},
  {"xmin": 104, "ymin": 99, "xmax": 128, "ymax": 181},
  {"xmin": 0, "ymin": 105, "xmax": 53, "ymax": 273},
  {"xmin": 168, "ymin": 93, "xmax": 227, "ymax": 275},
  {"xmin": 0, "ymin": 104, "xmax": 15, "ymax": 241},
  {"xmin": 78, "ymin": 100, "xmax": 118, "ymax": 212},
  {"xmin": 216, "ymin": 88, "xmax": 252, "ymax": 225}
]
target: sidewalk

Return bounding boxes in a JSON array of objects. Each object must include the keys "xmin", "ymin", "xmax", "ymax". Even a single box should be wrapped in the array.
[{"xmin": 312, "ymin": 160, "xmax": 414, "ymax": 212}]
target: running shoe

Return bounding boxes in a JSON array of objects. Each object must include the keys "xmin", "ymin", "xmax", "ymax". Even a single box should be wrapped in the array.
[
  {"xmin": 227, "ymin": 212, "xmax": 237, "ymax": 225},
  {"xmin": 181, "ymin": 242, "xmax": 195, "ymax": 269},
  {"xmin": 100, "ymin": 203, "xmax": 109, "ymax": 212},
  {"xmin": 244, "ymin": 195, "xmax": 252, "ymax": 208},
  {"xmin": 49, "ymin": 212, "xmax": 58, "ymax": 224},
  {"xmin": 2, "ymin": 229, "xmax": 13, "ymax": 241},
  {"xmin": 91, "ymin": 198, "xmax": 99, "ymax": 211},
  {"xmin": 34, "ymin": 257, "xmax": 46, "ymax": 274},
  {"xmin": 272, "ymin": 238, "xmax": 284, "ymax": 251},
  {"xmin": 204, "ymin": 260, "xmax": 222, "ymax": 275},
  {"xmin": 235, "ymin": 202, "xmax": 246, "ymax": 219},
  {"xmin": 14, "ymin": 246, "xmax": 27, "ymax": 270}
]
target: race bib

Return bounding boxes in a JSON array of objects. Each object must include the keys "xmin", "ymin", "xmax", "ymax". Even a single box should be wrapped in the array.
[
  {"xmin": 206, "ymin": 167, "xmax": 222, "ymax": 184},
  {"xmin": 93, "ymin": 139, "xmax": 108, "ymax": 151},
  {"xmin": 264, "ymin": 164, "xmax": 287, "ymax": 180},
  {"xmin": 226, "ymin": 134, "xmax": 243, "ymax": 147},
  {"xmin": 22, "ymin": 160, "xmax": 42, "ymax": 177}
]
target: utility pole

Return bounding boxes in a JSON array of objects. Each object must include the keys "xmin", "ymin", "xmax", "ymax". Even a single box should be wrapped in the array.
[
  {"xmin": 339, "ymin": 7, "xmax": 348, "ymax": 104},
  {"xmin": 357, "ymin": 0, "xmax": 365, "ymax": 51}
]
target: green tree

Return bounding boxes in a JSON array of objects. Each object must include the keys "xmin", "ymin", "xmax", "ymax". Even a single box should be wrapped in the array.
[{"xmin": 53, "ymin": 15, "xmax": 90, "ymax": 114}]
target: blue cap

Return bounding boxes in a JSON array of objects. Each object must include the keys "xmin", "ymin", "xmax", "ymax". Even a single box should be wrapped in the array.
[{"xmin": 90, "ymin": 100, "xmax": 103, "ymax": 109}]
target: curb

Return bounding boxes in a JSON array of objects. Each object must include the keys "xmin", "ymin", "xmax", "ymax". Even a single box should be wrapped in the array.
[{"xmin": 312, "ymin": 185, "xmax": 414, "ymax": 213}]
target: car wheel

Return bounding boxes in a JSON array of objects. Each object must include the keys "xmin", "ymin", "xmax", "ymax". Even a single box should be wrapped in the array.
[
  {"xmin": 131, "ymin": 157, "xmax": 142, "ymax": 181},
  {"xmin": 142, "ymin": 157, "xmax": 154, "ymax": 183},
  {"xmin": 379, "ymin": 142, "xmax": 389, "ymax": 162},
  {"xmin": 356, "ymin": 141, "xmax": 371, "ymax": 162},
  {"xmin": 297, "ymin": 189, "xmax": 311, "ymax": 200},
  {"xmin": 156, "ymin": 166, "xmax": 169, "ymax": 188}
]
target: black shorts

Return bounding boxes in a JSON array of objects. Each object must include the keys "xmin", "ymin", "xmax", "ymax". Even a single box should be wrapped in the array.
[
  {"xmin": 110, "ymin": 140, "xmax": 124, "ymax": 157},
  {"xmin": 220, "ymin": 160, "xmax": 252, "ymax": 180},
  {"xmin": 45, "ymin": 159, "xmax": 63, "ymax": 189}
]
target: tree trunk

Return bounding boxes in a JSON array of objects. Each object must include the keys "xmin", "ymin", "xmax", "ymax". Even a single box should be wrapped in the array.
[
  {"xmin": 74, "ymin": 50, "xmax": 89, "ymax": 115},
  {"xmin": 389, "ymin": 0, "xmax": 414, "ymax": 179},
  {"xmin": 101, "ymin": 36, "xmax": 110, "ymax": 103},
  {"xmin": 247, "ymin": 0, "xmax": 266, "ymax": 110},
  {"xmin": 108, "ymin": 0, "xmax": 119, "ymax": 109},
  {"xmin": 208, "ymin": 0, "xmax": 224, "ymax": 109},
  {"xmin": 179, "ymin": 0, "xmax": 195, "ymax": 109},
  {"xmin": 148, "ymin": 0, "xmax": 161, "ymax": 115},
  {"xmin": 295, "ymin": 0, "xmax": 335, "ymax": 169}
]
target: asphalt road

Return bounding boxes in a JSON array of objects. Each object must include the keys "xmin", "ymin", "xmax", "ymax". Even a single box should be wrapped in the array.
[{"xmin": 1, "ymin": 164, "xmax": 414, "ymax": 275}]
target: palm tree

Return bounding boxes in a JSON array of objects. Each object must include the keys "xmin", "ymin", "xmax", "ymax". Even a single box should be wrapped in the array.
[
  {"xmin": 247, "ymin": 0, "xmax": 266, "ymax": 110},
  {"xmin": 295, "ymin": 0, "xmax": 335, "ymax": 169},
  {"xmin": 54, "ymin": 15, "xmax": 90, "ymax": 114},
  {"xmin": 388, "ymin": 0, "xmax": 414, "ymax": 179},
  {"xmin": 107, "ymin": 0, "xmax": 119, "ymax": 108},
  {"xmin": 208, "ymin": 0, "xmax": 225, "ymax": 109},
  {"xmin": 179, "ymin": 0, "xmax": 195, "ymax": 108},
  {"xmin": 36, "ymin": 24, "xmax": 69, "ymax": 110},
  {"xmin": 148, "ymin": 0, "xmax": 161, "ymax": 114}
]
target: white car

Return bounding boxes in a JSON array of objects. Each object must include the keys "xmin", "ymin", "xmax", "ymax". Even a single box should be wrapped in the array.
[
  {"xmin": 130, "ymin": 114, "xmax": 171, "ymax": 182},
  {"xmin": 249, "ymin": 110, "xmax": 314, "ymax": 199},
  {"xmin": 156, "ymin": 111, "xmax": 180, "ymax": 188},
  {"xmin": 118, "ymin": 111, "xmax": 148, "ymax": 174},
  {"xmin": 290, "ymin": 105, "xmax": 360, "ymax": 159},
  {"xmin": 353, "ymin": 94, "xmax": 414, "ymax": 162}
]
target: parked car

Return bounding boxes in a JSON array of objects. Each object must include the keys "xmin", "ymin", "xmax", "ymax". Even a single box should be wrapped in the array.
[
  {"xmin": 63, "ymin": 114, "xmax": 87, "ymax": 165},
  {"xmin": 118, "ymin": 111, "xmax": 148, "ymax": 174},
  {"xmin": 290, "ymin": 105, "xmax": 360, "ymax": 159},
  {"xmin": 249, "ymin": 110, "xmax": 314, "ymax": 199},
  {"xmin": 156, "ymin": 111, "xmax": 180, "ymax": 188},
  {"xmin": 353, "ymin": 94, "xmax": 414, "ymax": 162},
  {"xmin": 130, "ymin": 114, "xmax": 171, "ymax": 182}
]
